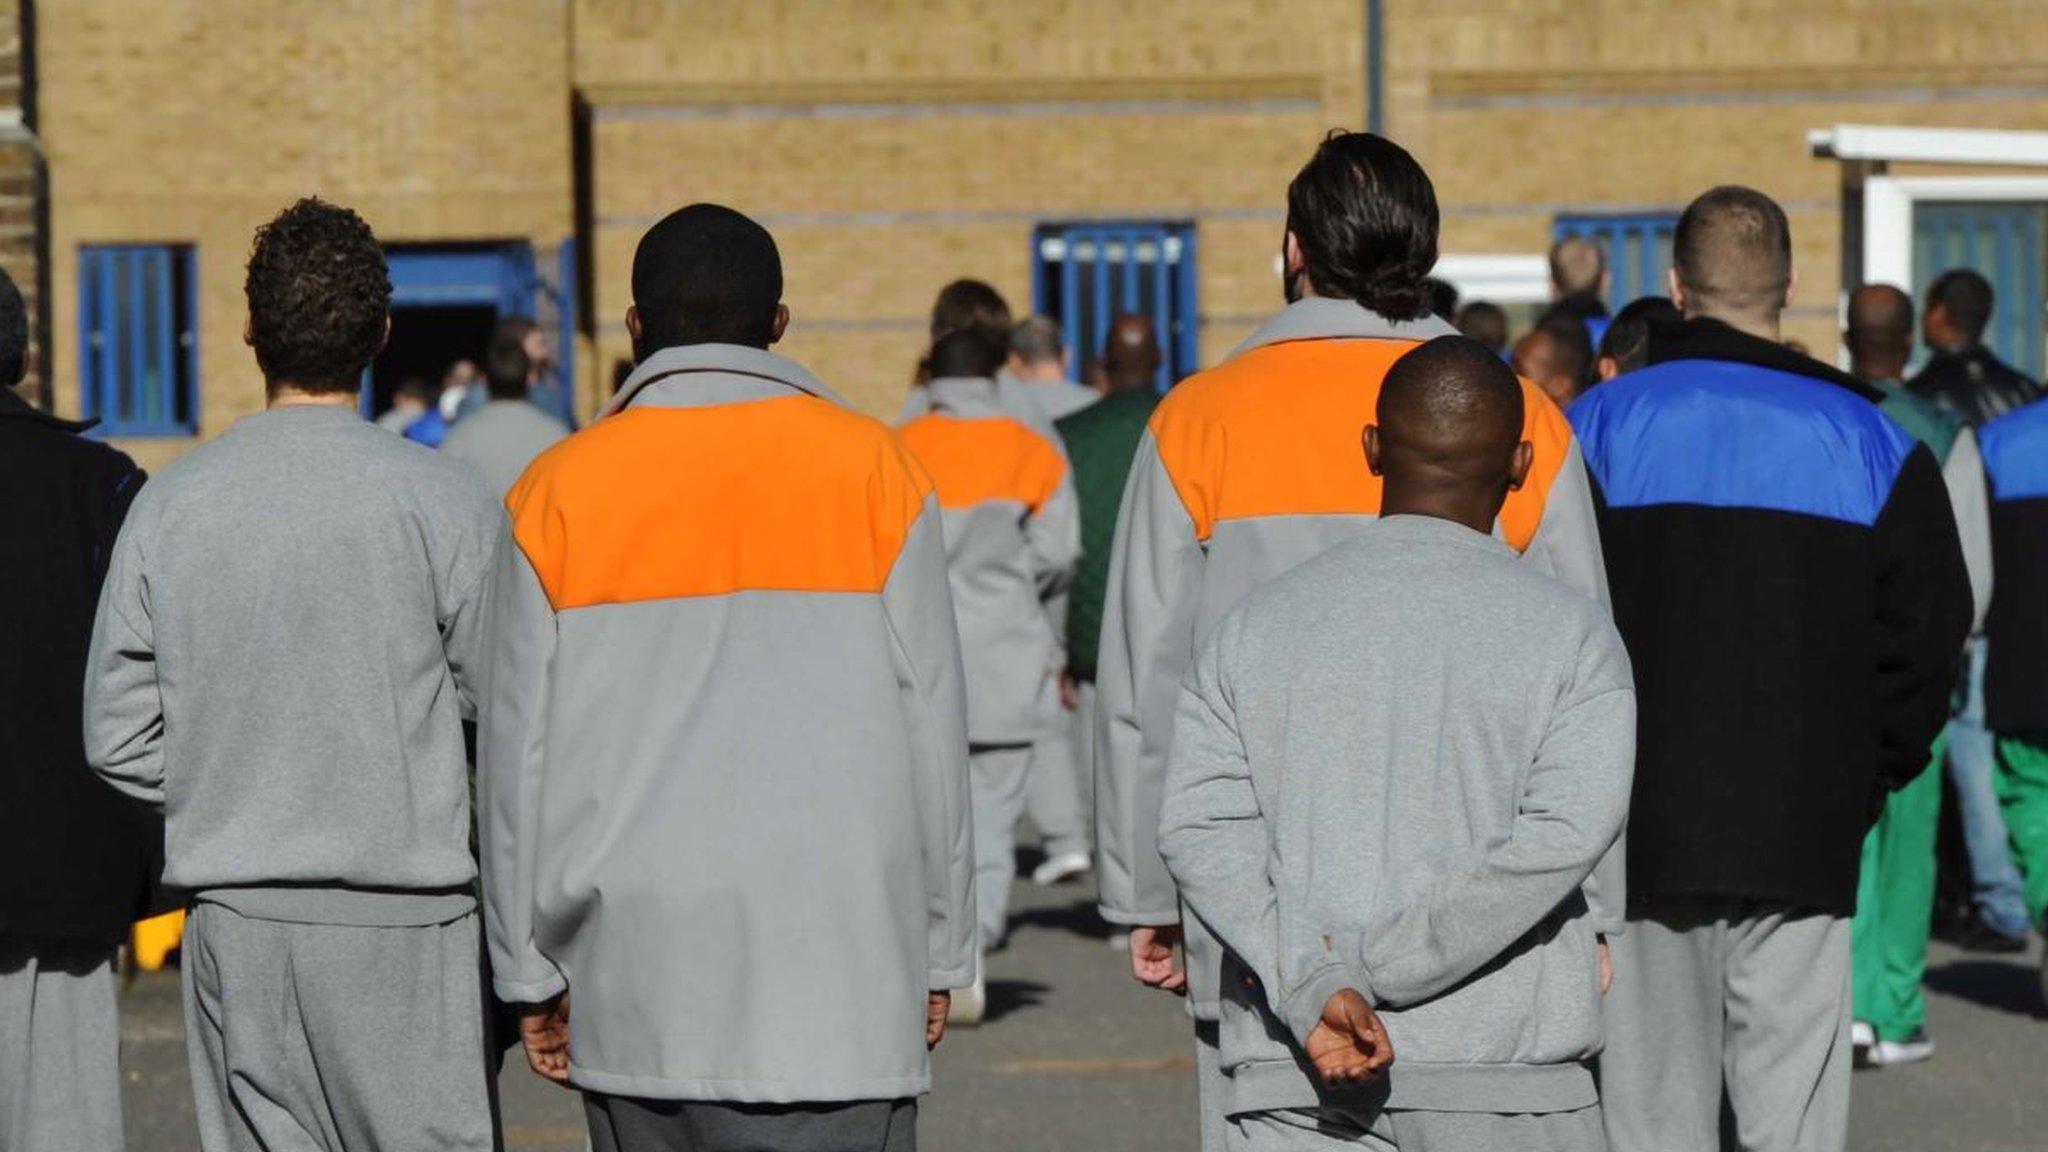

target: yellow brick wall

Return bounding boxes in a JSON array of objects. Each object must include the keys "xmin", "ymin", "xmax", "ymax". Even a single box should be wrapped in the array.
[
  {"xmin": 40, "ymin": 0, "xmax": 573, "ymax": 463},
  {"xmin": 576, "ymin": 0, "xmax": 1363, "ymax": 417},
  {"xmin": 1385, "ymin": 0, "xmax": 2048, "ymax": 357},
  {"xmin": 29, "ymin": 0, "xmax": 2048, "ymax": 453}
]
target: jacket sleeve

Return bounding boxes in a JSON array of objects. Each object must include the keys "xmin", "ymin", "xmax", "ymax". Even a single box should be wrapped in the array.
[
  {"xmin": 1095, "ymin": 432, "xmax": 1205, "ymax": 926},
  {"xmin": 1518, "ymin": 436, "xmax": 1626, "ymax": 936},
  {"xmin": 1157, "ymin": 618, "xmax": 1293, "ymax": 1026},
  {"xmin": 883, "ymin": 495, "xmax": 978, "ymax": 989},
  {"xmin": 442, "ymin": 502, "xmax": 509, "ymax": 720},
  {"xmin": 1026, "ymin": 465, "xmax": 1083, "ymax": 599},
  {"xmin": 1872, "ymin": 444, "xmax": 1974, "ymax": 794},
  {"xmin": 477, "ymin": 520, "xmax": 568, "ymax": 1003},
  {"xmin": 1330, "ymin": 616, "xmax": 1636, "ymax": 1012},
  {"xmin": 1943, "ymin": 428, "xmax": 1994, "ymax": 636},
  {"xmin": 82, "ymin": 500, "xmax": 168, "ymax": 809}
]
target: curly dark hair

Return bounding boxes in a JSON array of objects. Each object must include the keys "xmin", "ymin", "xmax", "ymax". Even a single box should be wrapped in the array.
[
  {"xmin": 245, "ymin": 198, "xmax": 390, "ymax": 393},
  {"xmin": 1285, "ymin": 131, "xmax": 1439, "ymax": 320}
]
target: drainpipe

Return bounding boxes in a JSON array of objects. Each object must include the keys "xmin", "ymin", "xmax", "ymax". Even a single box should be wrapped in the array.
[{"xmin": 1365, "ymin": 0, "xmax": 1384, "ymax": 136}]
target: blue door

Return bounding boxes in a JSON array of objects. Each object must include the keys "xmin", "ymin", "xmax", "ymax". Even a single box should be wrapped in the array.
[
  {"xmin": 368, "ymin": 242, "xmax": 576, "ymax": 424},
  {"xmin": 1912, "ymin": 202, "xmax": 2047, "ymax": 381},
  {"xmin": 1032, "ymin": 222, "xmax": 1199, "ymax": 392},
  {"xmin": 1553, "ymin": 213, "xmax": 1679, "ymax": 313}
]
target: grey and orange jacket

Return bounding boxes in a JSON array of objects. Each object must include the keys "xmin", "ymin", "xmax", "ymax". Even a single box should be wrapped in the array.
[
  {"xmin": 1094, "ymin": 298, "xmax": 1614, "ymax": 1014},
  {"xmin": 899, "ymin": 376, "xmax": 1080, "ymax": 745},
  {"xmin": 478, "ymin": 344, "xmax": 977, "ymax": 1103}
]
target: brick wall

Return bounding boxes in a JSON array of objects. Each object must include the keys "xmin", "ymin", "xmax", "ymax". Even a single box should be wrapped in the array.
[
  {"xmin": 38, "ymin": 0, "xmax": 573, "ymax": 467},
  {"xmin": 27, "ymin": 0, "xmax": 2048, "ymax": 455}
]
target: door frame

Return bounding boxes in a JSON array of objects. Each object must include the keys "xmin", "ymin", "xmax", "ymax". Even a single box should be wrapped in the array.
[
  {"xmin": 362, "ymin": 243, "xmax": 542, "ymax": 419},
  {"xmin": 1863, "ymin": 176, "xmax": 2048, "ymax": 289}
]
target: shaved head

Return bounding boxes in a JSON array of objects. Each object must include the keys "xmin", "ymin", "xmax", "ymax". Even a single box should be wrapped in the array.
[
  {"xmin": 1846, "ymin": 283, "xmax": 1914, "ymax": 382},
  {"xmin": 1101, "ymin": 312, "xmax": 1162, "ymax": 391},
  {"xmin": 1672, "ymin": 185, "xmax": 1792, "ymax": 328},
  {"xmin": 1367, "ymin": 335, "xmax": 1533, "ymax": 532}
]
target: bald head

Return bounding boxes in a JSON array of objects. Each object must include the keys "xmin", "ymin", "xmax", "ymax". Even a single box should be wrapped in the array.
[
  {"xmin": 1846, "ymin": 284, "xmax": 1914, "ymax": 382},
  {"xmin": 1550, "ymin": 236, "xmax": 1608, "ymax": 299},
  {"xmin": 1672, "ymin": 185, "xmax": 1792, "ymax": 332},
  {"xmin": 1101, "ymin": 313, "xmax": 1162, "ymax": 392},
  {"xmin": 1367, "ymin": 336, "xmax": 1533, "ymax": 532}
]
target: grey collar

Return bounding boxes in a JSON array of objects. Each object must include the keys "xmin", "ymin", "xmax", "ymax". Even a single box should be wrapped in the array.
[
  {"xmin": 607, "ymin": 344, "xmax": 846, "ymax": 415},
  {"xmin": 1369, "ymin": 512, "xmax": 1516, "ymax": 558},
  {"xmin": 925, "ymin": 376, "xmax": 1004, "ymax": 418},
  {"xmin": 1230, "ymin": 298, "xmax": 1459, "ymax": 359}
]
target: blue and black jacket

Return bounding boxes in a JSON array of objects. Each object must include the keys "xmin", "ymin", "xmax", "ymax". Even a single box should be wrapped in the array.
[
  {"xmin": 1571, "ymin": 318, "xmax": 1971, "ymax": 915},
  {"xmin": 1982, "ymin": 398, "xmax": 2048, "ymax": 733}
]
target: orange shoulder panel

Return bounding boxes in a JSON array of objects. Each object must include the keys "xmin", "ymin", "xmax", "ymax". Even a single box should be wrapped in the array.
[
  {"xmin": 1499, "ymin": 379, "xmax": 1572, "ymax": 552},
  {"xmin": 1149, "ymin": 338, "xmax": 1571, "ymax": 552},
  {"xmin": 507, "ymin": 397, "xmax": 929, "ymax": 610},
  {"xmin": 898, "ymin": 415, "xmax": 1067, "ymax": 514}
]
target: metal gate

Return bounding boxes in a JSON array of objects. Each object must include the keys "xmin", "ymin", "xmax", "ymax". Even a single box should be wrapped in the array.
[{"xmin": 1032, "ymin": 222, "xmax": 1198, "ymax": 392}]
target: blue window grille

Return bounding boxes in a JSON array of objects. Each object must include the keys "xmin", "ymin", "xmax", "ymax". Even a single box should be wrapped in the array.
[
  {"xmin": 1552, "ymin": 213, "xmax": 1679, "ymax": 313},
  {"xmin": 79, "ymin": 245, "xmax": 199, "ymax": 435},
  {"xmin": 1032, "ymin": 222, "xmax": 1198, "ymax": 392},
  {"xmin": 1912, "ymin": 202, "xmax": 2046, "ymax": 382}
]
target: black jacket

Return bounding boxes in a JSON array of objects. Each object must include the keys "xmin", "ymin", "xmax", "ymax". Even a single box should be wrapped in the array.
[
  {"xmin": 1981, "ymin": 397, "xmax": 2048, "ymax": 732},
  {"xmin": 1907, "ymin": 345, "xmax": 2042, "ymax": 429},
  {"xmin": 1570, "ymin": 319, "xmax": 1972, "ymax": 915},
  {"xmin": 0, "ymin": 389, "xmax": 162, "ymax": 943}
]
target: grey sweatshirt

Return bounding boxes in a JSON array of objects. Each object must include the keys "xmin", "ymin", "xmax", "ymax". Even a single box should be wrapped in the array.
[
  {"xmin": 83, "ymin": 404, "xmax": 506, "ymax": 925},
  {"xmin": 440, "ymin": 397, "xmax": 571, "ymax": 497},
  {"xmin": 1158, "ymin": 515, "xmax": 1635, "ymax": 1116}
]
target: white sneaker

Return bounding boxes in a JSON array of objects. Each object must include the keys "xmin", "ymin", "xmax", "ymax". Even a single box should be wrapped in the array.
[
  {"xmin": 1031, "ymin": 852, "xmax": 1093, "ymax": 886},
  {"xmin": 1867, "ymin": 1029, "xmax": 1935, "ymax": 1067},
  {"xmin": 1850, "ymin": 1020, "xmax": 1876, "ymax": 1053},
  {"xmin": 948, "ymin": 959, "xmax": 986, "ymax": 1026}
]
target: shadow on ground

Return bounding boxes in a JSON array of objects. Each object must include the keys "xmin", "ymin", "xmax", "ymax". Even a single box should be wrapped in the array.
[
  {"xmin": 1922, "ymin": 956, "xmax": 2047, "ymax": 1020},
  {"xmin": 984, "ymin": 978, "xmax": 1051, "ymax": 1023}
]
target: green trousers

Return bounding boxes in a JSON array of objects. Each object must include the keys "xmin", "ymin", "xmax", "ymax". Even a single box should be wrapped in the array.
[
  {"xmin": 1851, "ymin": 738, "xmax": 1943, "ymax": 1042},
  {"xmin": 1994, "ymin": 733, "xmax": 2048, "ymax": 929}
]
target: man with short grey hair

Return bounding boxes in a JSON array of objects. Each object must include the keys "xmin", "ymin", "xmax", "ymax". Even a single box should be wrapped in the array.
[{"xmin": 1010, "ymin": 315, "xmax": 1101, "ymax": 420}]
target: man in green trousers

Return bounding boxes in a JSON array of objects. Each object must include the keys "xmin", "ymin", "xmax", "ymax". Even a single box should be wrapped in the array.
[{"xmin": 1844, "ymin": 285, "xmax": 1993, "ymax": 1066}]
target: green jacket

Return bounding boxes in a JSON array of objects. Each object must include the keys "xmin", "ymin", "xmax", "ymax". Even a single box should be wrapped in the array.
[{"xmin": 1057, "ymin": 388, "xmax": 1160, "ymax": 677}]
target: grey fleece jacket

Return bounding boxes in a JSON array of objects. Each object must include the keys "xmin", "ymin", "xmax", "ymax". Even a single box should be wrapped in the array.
[
  {"xmin": 83, "ymin": 404, "xmax": 505, "ymax": 925},
  {"xmin": 1158, "ymin": 515, "xmax": 1635, "ymax": 1115}
]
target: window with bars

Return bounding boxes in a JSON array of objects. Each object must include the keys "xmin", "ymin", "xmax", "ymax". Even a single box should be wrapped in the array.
[
  {"xmin": 1032, "ymin": 222, "xmax": 1198, "ymax": 392},
  {"xmin": 1552, "ymin": 213, "xmax": 1679, "ymax": 313},
  {"xmin": 79, "ymin": 245, "xmax": 199, "ymax": 435}
]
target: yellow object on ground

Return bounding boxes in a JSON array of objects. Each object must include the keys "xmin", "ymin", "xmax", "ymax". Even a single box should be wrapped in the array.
[{"xmin": 131, "ymin": 909, "xmax": 185, "ymax": 971}]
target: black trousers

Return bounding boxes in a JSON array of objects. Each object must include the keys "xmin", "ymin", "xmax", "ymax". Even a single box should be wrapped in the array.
[{"xmin": 583, "ymin": 1094, "xmax": 917, "ymax": 1152}]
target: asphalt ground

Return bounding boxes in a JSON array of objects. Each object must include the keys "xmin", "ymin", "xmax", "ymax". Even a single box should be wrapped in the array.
[{"xmin": 119, "ymin": 854, "xmax": 2048, "ymax": 1151}]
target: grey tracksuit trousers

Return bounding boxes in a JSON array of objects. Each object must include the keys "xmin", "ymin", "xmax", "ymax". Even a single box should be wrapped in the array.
[
  {"xmin": 1229, "ymin": 1104, "xmax": 1604, "ymax": 1152},
  {"xmin": 181, "ymin": 901, "xmax": 497, "ymax": 1152},
  {"xmin": 971, "ymin": 745, "xmax": 1037, "ymax": 947},
  {"xmin": 1599, "ymin": 898, "xmax": 1852, "ymax": 1152},
  {"xmin": 0, "ymin": 935, "xmax": 123, "ymax": 1152},
  {"xmin": 585, "ymin": 1094, "xmax": 917, "ymax": 1152}
]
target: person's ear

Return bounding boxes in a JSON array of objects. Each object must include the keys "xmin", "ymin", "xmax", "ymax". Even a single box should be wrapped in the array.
[
  {"xmin": 1507, "ymin": 440, "xmax": 1535, "ymax": 492},
  {"xmin": 1783, "ymin": 265, "xmax": 1797, "ymax": 311},
  {"xmin": 243, "ymin": 318, "xmax": 255, "ymax": 348},
  {"xmin": 1363, "ymin": 424, "xmax": 1384, "ymax": 477},
  {"xmin": 625, "ymin": 305, "xmax": 643, "ymax": 346},
  {"xmin": 1283, "ymin": 231, "xmax": 1308, "ymax": 299},
  {"xmin": 375, "ymin": 313, "xmax": 392, "ymax": 358},
  {"xmin": 1666, "ymin": 268, "xmax": 1688, "ymax": 316},
  {"xmin": 769, "ymin": 303, "xmax": 790, "ymax": 346},
  {"xmin": 1597, "ymin": 355, "xmax": 1622, "ymax": 383}
]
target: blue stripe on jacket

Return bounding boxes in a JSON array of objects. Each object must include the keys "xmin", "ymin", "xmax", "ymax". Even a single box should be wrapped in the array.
[
  {"xmin": 1980, "ymin": 397, "xmax": 2048, "ymax": 503},
  {"xmin": 1571, "ymin": 358, "xmax": 1914, "ymax": 527}
]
